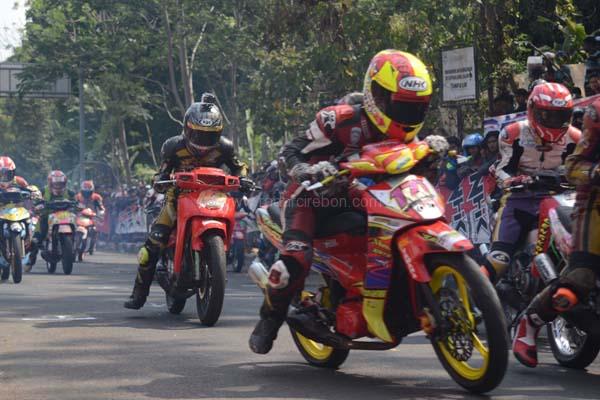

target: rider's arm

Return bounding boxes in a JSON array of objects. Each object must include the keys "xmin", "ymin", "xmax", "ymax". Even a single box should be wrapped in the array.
[
  {"xmin": 566, "ymin": 125, "xmax": 599, "ymax": 185},
  {"xmin": 155, "ymin": 137, "xmax": 178, "ymax": 182},
  {"xmin": 220, "ymin": 137, "xmax": 248, "ymax": 177},
  {"xmin": 494, "ymin": 125, "xmax": 521, "ymax": 184},
  {"xmin": 15, "ymin": 176, "xmax": 28, "ymax": 188},
  {"xmin": 93, "ymin": 193, "xmax": 105, "ymax": 211}
]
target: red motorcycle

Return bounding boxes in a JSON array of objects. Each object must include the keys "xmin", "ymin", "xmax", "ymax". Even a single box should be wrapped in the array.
[
  {"xmin": 528, "ymin": 189, "xmax": 600, "ymax": 369},
  {"xmin": 154, "ymin": 167, "xmax": 240, "ymax": 326},
  {"xmin": 251, "ymin": 140, "xmax": 508, "ymax": 394}
]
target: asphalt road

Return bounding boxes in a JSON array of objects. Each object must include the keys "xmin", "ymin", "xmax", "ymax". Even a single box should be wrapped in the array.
[{"xmin": 1, "ymin": 251, "xmax": 599, "ymax": 400}]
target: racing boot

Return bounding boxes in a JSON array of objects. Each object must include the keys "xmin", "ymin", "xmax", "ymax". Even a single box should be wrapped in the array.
[
  {"xmin": 249, "ymin": 301, "xmax": 286, "ymax": 354},
  {"xmin": 24, "ymin": 236, "xmax": 40, "ymax": 272},
  {"xmin": 123, "ymin": 245, "xmax": 158, "ymax": 310},
  {"xmin": 512, "ymin": 313, "xmax": 543, "ymax": 368}
]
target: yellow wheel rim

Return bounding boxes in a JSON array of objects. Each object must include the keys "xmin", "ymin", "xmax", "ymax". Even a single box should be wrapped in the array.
[
  {"xmin": 430, "ymin": 266, "xmax": 490, "ymax": 381},
  {"xmin": 295, "ymin": 332, "xmax": 335, "ymax": 361},
  {"xmin": 294, "ymin": 290, "xmax": 334, "ymax": 361}
]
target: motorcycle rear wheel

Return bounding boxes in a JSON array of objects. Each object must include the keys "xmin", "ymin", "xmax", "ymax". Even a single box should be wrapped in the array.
[
  {"xmin": 428, "ymin": 254, "xmax": 508, "ymax": 394},
  {"xmin": 195, "ymin": 233, "xmax": 226, "ymax": 326},
  {"xmin": 61, "ymin": 234, "xmax": 74, "ymax": 275},
  {"xmin": 10, "ymin": 234, "xmax": 23, "ymax": 284},
  {"xmin": 548, "ymin": 317, "xmax": 600, "ymax": 369},
  {"xmin": 289, "ymin": 291, "xmax": 350, "ymax": 369}
]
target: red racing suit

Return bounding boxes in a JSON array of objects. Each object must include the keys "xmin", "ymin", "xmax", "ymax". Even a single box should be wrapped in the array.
[
  {"xmin": 75, "ymin": 192, "xmax": 105, "ymax": 215},
  {"xmin": 264, "ymin": 100, "xmax": 385, "ymax": 317},
  {"xmin": 483, "ymin": 120, "xmax": 580, "ymax": 280}
]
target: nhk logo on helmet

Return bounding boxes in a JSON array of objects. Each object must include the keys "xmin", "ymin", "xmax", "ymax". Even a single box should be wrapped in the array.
[{"xmin": 399, "ymin": 76, "xmax": 427, "ymax": 92}]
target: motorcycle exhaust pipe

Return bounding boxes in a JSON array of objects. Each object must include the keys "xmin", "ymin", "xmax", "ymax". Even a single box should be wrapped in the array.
[
  {"xmin": 248, "ymin": 258, "xmax": 269, "ymax": 289},
  {"xmin": 533, "ymin": 253, "xmax": 558, "ymax": 285}
]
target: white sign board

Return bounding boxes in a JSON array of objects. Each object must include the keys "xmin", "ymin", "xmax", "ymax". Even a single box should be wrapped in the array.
[
  {"xmin": 442, "ymin": 47, "xmax": 477, "ymax": 103},
  {"xmin": 0, "ymin": 62, "xmax": 71, "ymax": 98}
]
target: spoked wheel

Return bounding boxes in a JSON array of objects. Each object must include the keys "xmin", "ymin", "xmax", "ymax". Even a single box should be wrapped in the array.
[
  {"xmin": 10, "ymin": 234, "xmax": 23, "ymax": 284},
  {"xmin": 289, "ymin": 291, "xmax": 350, "ymax": 369},
  {"xmin": 428, "ymin": 254, "xmax": 508, "ymax": 394},
  {"xmin": 547, "ymin": 316, "xmax": 600, "ymax": 369},
  {"xmin": 194, "ymin": 233, "xmax": 226, "ymax": 326}
]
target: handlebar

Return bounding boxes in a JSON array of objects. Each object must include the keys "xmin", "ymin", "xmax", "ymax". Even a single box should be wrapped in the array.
[{"xmin": 304, "ymin": 169, "xmax": 351, "ymax": 191}]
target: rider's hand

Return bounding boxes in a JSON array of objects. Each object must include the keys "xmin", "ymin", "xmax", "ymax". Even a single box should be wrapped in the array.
[
  {"xmin": 153, "ymin": 182, "xmax": 169, "ymax": 194},
  {"xmin": 239, "ymin": 177, "xmax": 255, "ymax": 194},
  {"xmin": 312, "ymin": 161, "xmax": 338, "ymax": 182},
  {"xmin": 289, "ymin": 163, "xmax": 313, "ymax": 183},
  {"xmin": 502, "ymin": 175, "xmax": 533, "ymax": 189}
]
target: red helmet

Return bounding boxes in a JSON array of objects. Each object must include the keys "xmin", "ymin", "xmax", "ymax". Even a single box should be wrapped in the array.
[
  {"xmin": 363, "ymin": 50, "xmax": 432, "ymax": 142},
  {"xmin": 81, "ymin": 180, "xmax": 94, "ymax": 198},
  {"xmin": 48, "ymin": 170, "xmax": 68, "ymax": 196},
  {"xmin": 527, "ymin": 82, "xmax": 574, "ymax": 143},
  {"xmin": 583, "ymin": 98, "xmax": 600, "ymax": 135},
  {"xmin": 0, "ymin": 156, "xmax": 16, "ymax": 185}
]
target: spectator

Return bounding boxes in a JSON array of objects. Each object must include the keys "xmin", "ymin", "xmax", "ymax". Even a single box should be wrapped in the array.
[
  {"xmin": 492, "ymin": 92, "xmax": 514, "ymax": 116},
  {"xmin": 572, "ymin": 107, "xmax": 585, "ymax": 130},
  {"xmin": 457, "ymin": 133, "xmax": 484, "ymax": 180},
  {"xmin": 588, "ymin": 72, "xmax": 600, "ymax": 96},
  {"xmin": 438, "ymin": 136, "xmax": 464, "ymax": 190},
  {"xmin": 513, "ymin": 88, "xmax": 528, "ymax": 112}
]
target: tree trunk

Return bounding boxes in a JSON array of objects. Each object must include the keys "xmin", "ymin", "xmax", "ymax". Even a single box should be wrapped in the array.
[
  {"xmin": 163, "ymin": 4, "xmax": 185, "ymax": 115},
  {"xmin": 144, "ymin": 121, "xmax": 158, "ymax": 168},
  {"xmin": 177, "ymin": 0, "xmax": 193, "ymax": 106},
  {"xmin": 118, "ymin": 119, "xmax": 132, "ymax": 185}
]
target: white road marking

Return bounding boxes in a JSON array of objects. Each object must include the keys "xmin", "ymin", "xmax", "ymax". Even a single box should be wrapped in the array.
[{"xmin": 22, "ymin": 315, "xmax": 97, "ymax": 322}]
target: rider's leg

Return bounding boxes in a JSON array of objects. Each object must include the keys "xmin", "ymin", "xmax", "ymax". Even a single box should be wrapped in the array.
[
  {"xmin": 250, "ymin": 189, "xmax": 315, "ymax": 354},
  {"xmin": 25, "ymin": 215, "xmax": 48, "ymax": 269},
  {"xmin": 514, "ymin": 191, "xmax": 600, "ymax": 367},
  {"xmin": 124, "ymin": 189, "xmax": 176, "ymax": 309},
  {"xmin": 482, "ymin": 195, "xmax": 538, "ymax": 282}
]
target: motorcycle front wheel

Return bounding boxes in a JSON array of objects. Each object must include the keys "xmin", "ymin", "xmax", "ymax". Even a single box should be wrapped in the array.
[
  {"xmin": 194, "ymin": 233, "xmax": 226, "ymax": 326},
  {"xmin": 10, "ymin": 234, "xmax": 23, "ymax": 284},
  {"xmin": 428, "ymin": 254, "xmax": 508, "ymax": 394},
  {"xmin": 548, "ymin": 316, "xmax": 600, "ymax": 369},
  {"xmin": 61, "ymin": 234, "xmax": 74, "ymax": 275}
]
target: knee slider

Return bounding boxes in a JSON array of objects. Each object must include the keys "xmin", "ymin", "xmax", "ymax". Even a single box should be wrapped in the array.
[
  {"xmin": 486, "ymin": 250, "xmax": 511, "ymax": 276},
  {"xmin": 552, "ymin": 287, "xmax": 578, "ymax": 312},
  {"xmin": 149, "ymin": 224, "xmax": 170, "ymax": 245},
  {"xmin": 137, "ymin": 244, "xmax": 160, "ymax": 266},
  {"xmin": 267, "ymin": 260, "xmax": 290, "ymax": 290}
]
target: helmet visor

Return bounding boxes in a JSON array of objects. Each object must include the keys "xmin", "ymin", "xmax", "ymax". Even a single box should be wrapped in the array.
[
  {"xmin": 51, "ymin": 181, "xmax": 66, "ymax": 193},
  {"xmin": 0, "ymin": 168, "xmax": 14, "ymax": 183},
  {"xmin": 534, "ymin": 108, "xmax": 572, "ymax": 129},
  {"xmin": 188, "ymin": 129, "xmax": 220, "ymax": 148},
  {"xmin": 388, "ymin": 101, "xmax": 429, "ymax": 126}
]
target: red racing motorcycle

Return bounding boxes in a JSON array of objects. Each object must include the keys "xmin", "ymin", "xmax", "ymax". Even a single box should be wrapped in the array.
[
  {"xmin": 251, "ymin": 140, "xmax": 508, "ymax": 394},
  {"xmin": 154, "ymin": 167, "xmax": 240, "ymax": 326}
]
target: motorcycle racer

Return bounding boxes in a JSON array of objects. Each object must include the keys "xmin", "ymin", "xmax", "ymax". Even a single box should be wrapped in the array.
[
  {"xmin": 76, "ymin": 180, "xmax": 105, "ymax": 215},
  {"xmin": 481, "ymin": 82, "xmax": 580, "ymax": 282},
  {"xmin": 0, "ymin": 156, "xmax": 29, "ymax": 191},
  {"xmin": 26, "ymin": 170, "xmax": 76, "ymax": 269},
  {"xmin": 123, "ymin": 96, "xmax": 248, "ymax": 310},
  {"xmin": 249, "ymin": 50, "xmax": 434, "ymax": 354},
  {"xmin": 512, "ymin": 98, "xmax": 600, "ymax": 368}
]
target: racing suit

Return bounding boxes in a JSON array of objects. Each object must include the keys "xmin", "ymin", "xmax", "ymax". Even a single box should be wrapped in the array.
[
  {"xmin": 126, "ymin": 134, "xmax": 247, "ymax": 305},
  {"xmin": 256, "ymin": 101, "xmax": 384, "ymax": 326},
  {"xmin": 482, "ymin": 120, "xmax": 580, "ymax": 281}
]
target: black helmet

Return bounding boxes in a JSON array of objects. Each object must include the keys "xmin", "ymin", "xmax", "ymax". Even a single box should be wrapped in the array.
[{"xmin": 183, "ymin": 101, "xmax": 224, "ymax": 156}]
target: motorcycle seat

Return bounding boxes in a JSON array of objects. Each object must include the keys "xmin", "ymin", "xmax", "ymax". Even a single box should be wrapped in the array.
[
  {"xmin": 556, "ymin": 206, "xmax": 573, "ymax": 234},
  {"xmin": 266, "ymin": 204, "xmax": 366, "ymax": 238}
]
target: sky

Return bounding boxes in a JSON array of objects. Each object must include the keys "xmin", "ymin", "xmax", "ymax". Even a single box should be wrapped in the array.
[{"xmin": 0, "ymin": 0, "xmax": 26, "ymax": 62}]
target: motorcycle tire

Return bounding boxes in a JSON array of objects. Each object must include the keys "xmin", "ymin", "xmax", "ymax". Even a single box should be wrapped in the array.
[
  {"xmin": 61, "ymin": 234, "xmax": 74, "ymax": 275},
  {"xmin": 166, "ymin": 293, "xmax": 186, "ymax": 314},
  {"xmin": 428, "ymin": 254, "xmax": 508, "ymax": 394},
  {"xmin": 289, "ymin": 291, "xmax": 350, "ymax": 369},
  {"xmin": 195, "ymin": 233, "xmax": 226, "ymax": 326},
  {"xmin": 10, "ymin": 234, "xmax": 23, "ymax": 284},
  {"xmin": 47, "ymin": 262, "xmax": 57, "ymax": 274},
  {"xmin": 547, "ymin": 317, "xmax": 600, "ymax": 369}
]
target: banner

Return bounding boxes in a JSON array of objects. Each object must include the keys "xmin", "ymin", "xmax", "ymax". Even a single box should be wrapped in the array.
[
  {"xmin": 115, "ymin": 204, "xmax": 146, "ymax": 235},
  {"xmin": 439, "ymin": 173, "xmax": 494, "ymax": 246}
]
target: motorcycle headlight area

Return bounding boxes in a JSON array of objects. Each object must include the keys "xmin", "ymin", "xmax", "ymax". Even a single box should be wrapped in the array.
[
  {"xmin": 10, "ymin": 222, "xmax": 24, "ymax": 232},
  {"xmin": 197, "ymin": 190, "xmax": 228, "ymax": 210}
]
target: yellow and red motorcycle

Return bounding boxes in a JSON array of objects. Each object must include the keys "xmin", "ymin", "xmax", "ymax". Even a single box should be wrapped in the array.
[
  {"xmin": 0, "ymin": 188, "xmax": 32, "ymax": 283},
  {"xmin": 251, "ymin": 139, "xmax": 508, "ymax": 393}
]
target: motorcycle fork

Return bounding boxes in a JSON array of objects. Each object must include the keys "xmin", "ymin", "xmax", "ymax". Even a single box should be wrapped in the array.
[{"xmin": 418, "ymin": 281, "xmax": 447, "ymax": 339}]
